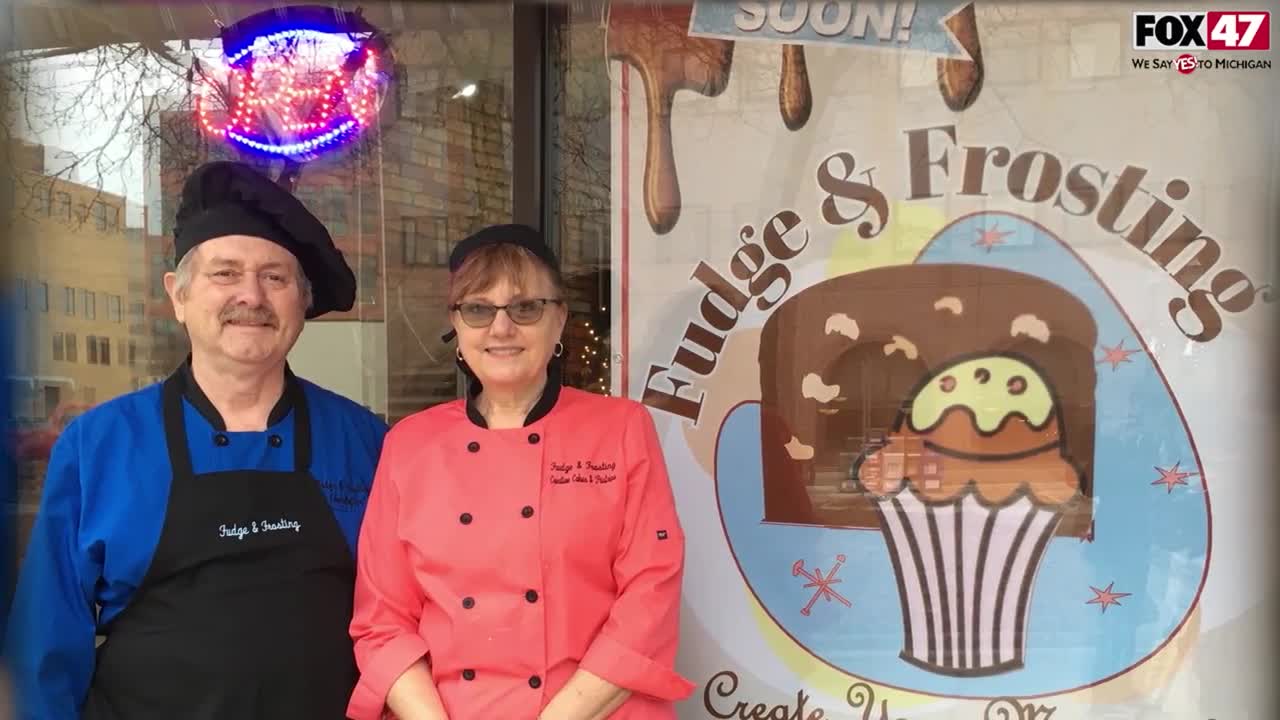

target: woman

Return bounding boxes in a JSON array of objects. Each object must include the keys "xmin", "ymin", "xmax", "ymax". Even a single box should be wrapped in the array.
[{"xmin": 347, "ymin": 224, "xmax": 695, "ymax": 720}]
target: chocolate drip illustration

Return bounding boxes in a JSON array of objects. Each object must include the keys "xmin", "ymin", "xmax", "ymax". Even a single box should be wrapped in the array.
[
  {"xmin": 779, "ymin": 46, "xmax": 812, "ymax": 131},
  {"xmin": 607, "ymin": 4, "xmax": 734, "ymax": 235},
  {"xmin": 609, "ymin": 5, "xmax": 815, "ymax": 234},
  {"xmin": 609, "ymin": 4, "xmax": 979, "ymax": 234},
  {"xmin": 937, "ymin": 3, "xmax": 985, "ymax": 111}
]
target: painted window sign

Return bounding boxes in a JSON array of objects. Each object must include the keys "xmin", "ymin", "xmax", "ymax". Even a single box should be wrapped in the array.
[{"xmin": 612, "ymin": 2, "xmax": 1273, "ymax": 717}]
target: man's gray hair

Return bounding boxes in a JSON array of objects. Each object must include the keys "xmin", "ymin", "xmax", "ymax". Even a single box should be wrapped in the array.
[{"xmin": 173, "ymin": 246, "xmax": 313, "ymax": 312}]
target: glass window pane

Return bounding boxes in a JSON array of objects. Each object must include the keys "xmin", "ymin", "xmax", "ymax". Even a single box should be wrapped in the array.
[
  {"xmin": 548, "ymin": 6, "xmax": 613, "ymax": 397},
  {"xmin": 401, "ymin": 217, "xmax": 419, "ymax": 265},
  {"xmin": 357, "ymin": 256, "xmax": 379, "ymax": 306},
  {"xmin": 4, "ymin": 2, "xmax": 516, "ymax": 568}
]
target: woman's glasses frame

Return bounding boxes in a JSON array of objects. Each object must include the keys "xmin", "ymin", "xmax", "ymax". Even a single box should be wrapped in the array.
[{"xmin": 450, "ymin": 298, "xmax": 564, "ymax": 328}]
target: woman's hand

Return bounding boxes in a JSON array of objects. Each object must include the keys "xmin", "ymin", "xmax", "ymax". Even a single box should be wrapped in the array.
[{"xmin": 536, "ymin": 669, "xmax": 630, "ymax": 720}]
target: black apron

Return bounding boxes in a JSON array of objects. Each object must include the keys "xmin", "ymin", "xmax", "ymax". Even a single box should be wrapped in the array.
[{"xmin": 84, "ymin": 371, "xmax": 358, "ymax": 719}]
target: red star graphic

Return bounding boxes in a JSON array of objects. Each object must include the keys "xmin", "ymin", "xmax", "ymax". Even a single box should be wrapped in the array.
[
  {"xmin": 973, "ymin": 226, "xmax": 1013, "ymax": 252},
  {"xmin": 1152, "ymin": 462, "xmax": 1198, "ymax": 493},
  {"xmin": 1096, "ymin": 340, "xmax": 1140, "ymax": 371},
  {"xmin": 1086, "ymin": 582, "xmax": 1131, "ymax": 613}
]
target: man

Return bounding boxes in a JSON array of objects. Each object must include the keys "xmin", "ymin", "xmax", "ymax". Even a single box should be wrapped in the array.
[{"xmin": 4, "ymin": 161, "xmax": 388, "ymax": 719}]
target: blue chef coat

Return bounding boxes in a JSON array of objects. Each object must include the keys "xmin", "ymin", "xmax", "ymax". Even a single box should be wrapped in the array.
[{"xmin": 3, "ymin": 369, "xmax": 388, "ymax": 719}]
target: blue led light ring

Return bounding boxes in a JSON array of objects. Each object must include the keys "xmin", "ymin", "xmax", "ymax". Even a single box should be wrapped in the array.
[
  {"xmin": 228, "ymin": 121, "xmax": 356, "ymax": 150},
  {"xmin": 226, "ymin": 119, "xmax": 359, "ymax": 158},
  {"xmin": 227, "ymin": 115, "xmax": 359, "ymax": 149},
  {"xmin": 218, "ymin": 4, "xmax": 383, "ymax": 62},
  {"xmin": 225, "ymin": 29, "xmax": 365, "ymax": 68}
]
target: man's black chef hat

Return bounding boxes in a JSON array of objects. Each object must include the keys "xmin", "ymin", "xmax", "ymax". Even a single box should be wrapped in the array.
[
  {"xmin": 172, "ymin": 161, "xmax": 356, "ymax": 319},
  {"xmin": 441, "ymin": 224, "xmax": 562, "ymax": 343}
]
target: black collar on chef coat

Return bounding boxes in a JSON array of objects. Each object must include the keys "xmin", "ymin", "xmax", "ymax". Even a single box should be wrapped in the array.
[
  {"xmin": 463, "ymin": 356, "xmax": 564, "ymax": 429},
  {"xmin": 175, "ymin": 354, "xmax": 298, "ymax": 431}
]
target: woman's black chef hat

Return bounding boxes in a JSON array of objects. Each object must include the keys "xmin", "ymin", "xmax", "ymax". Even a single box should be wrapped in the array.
[
  {"xmin": 447, "ymin": 223, "xmax": 561, "ymax": 275},
  {"xmin": 172, "ymin": 161, "xmax": 356, "ymax": 319}
]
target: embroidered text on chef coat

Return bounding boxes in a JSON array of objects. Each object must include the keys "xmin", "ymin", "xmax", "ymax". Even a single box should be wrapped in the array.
[{"xmin": 547, "ymin": 459, "xmax": 619, "ymax": 485}]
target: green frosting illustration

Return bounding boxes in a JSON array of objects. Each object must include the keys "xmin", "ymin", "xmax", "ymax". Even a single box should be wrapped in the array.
[{"xmin": 909, "ymin": 356, "xmax": 1053, "ymax": 433}]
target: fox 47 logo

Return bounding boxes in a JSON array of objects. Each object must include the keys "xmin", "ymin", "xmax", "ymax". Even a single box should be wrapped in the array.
[{"xmin": 1133, "ymin": 11, "xmax": 1270, "ymax": 51}]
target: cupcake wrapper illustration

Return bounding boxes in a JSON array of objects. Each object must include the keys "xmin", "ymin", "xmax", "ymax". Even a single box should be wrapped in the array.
[{"xmin": 873, "ymin": 486, "xmax": 1063, "ymax": 677}]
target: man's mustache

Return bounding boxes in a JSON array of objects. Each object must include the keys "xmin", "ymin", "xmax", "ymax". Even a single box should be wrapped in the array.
[{"xmin": 220, "ymin": 304, "xmax": 278, "ymax": 327}]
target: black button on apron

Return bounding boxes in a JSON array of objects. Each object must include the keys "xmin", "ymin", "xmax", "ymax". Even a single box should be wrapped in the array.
[
  {"xmin": 462, "ymin": 596, "xmax": 475, "ymax": 609},
  {"xmin": 462, "ymin": 669, "xmax": 476, "ymax": 681},
  {"xmin": 529, "ymin": 675, "xmax": 542, "ymax": 689},
  {"xmin": 525, "ymin": 590, "xmax": 538, "ymax": 603},
  {"xmin": 521, "ymin": 505, "xmax": 534, "ymax": 518},
  {"xmin": 527, "ymin": 433, "xmax": 540, "ymax": 444},
  {"xmin": 83, "ymin": 371, "xmax": 357, "ymax": 720},
  {"xmin": 459, "ymin": 512, "xmax": 473, "ymax": 525},
  {"xmin": 467, "ymin": 441, "xmax": 480, "ymax": 453},
  {"xmin": 213, "ymin": 433, "xmax": 229, "ymax": 447},
  {"xmin": 269, "ymin": 434, "xmax": 283, "ymax": 448}
]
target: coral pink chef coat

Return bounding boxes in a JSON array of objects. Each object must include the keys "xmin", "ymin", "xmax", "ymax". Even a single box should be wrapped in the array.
[{"xmin": 347, "ymin": 385, "xmax": 695, "ymax": 719}]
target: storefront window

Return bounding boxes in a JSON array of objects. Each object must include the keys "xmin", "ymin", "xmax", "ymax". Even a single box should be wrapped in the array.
[
  {"xmin": 4, "ymin": 2, "xmax": 520, "ymax": 562},
  {"xmin": 3, "ymin": 3, "xmax": 1276, "ymax": 717},
  {"xmin": 544, "ymin": 3, "xmax": 1276, "ymax": 717},
  {"xmin": 547, "ymin": 4, "xmax": 614, "ymax": 396}
]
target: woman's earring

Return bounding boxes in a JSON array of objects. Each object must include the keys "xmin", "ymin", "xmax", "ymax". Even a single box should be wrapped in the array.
[
  {"xmin": 456, "ymin": 348, "xmax": 464, "ymax": 362},
  {"xmin": 554, "ymin": 342, "xmax": 564, "ymax": 357}
]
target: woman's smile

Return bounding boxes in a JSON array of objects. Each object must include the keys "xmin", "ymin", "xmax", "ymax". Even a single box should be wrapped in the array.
[{"xmin": 484, "ymin": 345, "xmax": 525, "ymax": 357}]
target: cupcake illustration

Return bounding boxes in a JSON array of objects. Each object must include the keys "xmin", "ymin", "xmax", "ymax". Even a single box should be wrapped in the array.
[{"xmin": 853, "ymin": 353, "xmax": 1085, "ymax": 677}]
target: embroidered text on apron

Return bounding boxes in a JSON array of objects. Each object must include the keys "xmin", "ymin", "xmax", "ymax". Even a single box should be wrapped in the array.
[{"xmin": 84, "ymin": 370, "xmax": 357, "ymax": 719}]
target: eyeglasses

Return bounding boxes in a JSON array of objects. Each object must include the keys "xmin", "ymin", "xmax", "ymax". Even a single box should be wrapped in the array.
[{"xmin": 450, "ymin": 298, "xmax": 564, "ymax": 328}]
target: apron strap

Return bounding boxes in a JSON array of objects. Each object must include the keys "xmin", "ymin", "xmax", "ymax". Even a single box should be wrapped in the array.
[
  {"xmin": 161, "ymin": 372, "xmax": 195, "ymax": 480},
  {"xmin": 287, "ymin": 373, "xmax": 312, "ymax": 472}
]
